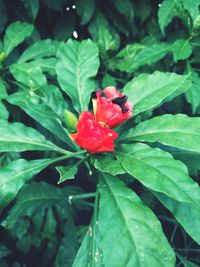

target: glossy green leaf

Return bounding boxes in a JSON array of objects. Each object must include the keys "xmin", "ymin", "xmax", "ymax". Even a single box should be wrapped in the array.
[
  {"xmin": 116, "ymin": 143, "xmax": 200, "ymax": 204},
  {"xmin": 75, "ymin": 0, "xmax": 95, "ymax": 25},
  {"xmin": 123, "ymin": 71, "xmax": 191, "ymax": 115},
  {"xmin": 158, "ymin": 0, "xmax": 176, "ymax": 34},
  {"xmin": 10, "ymin": 62, "xmax": 46, "ymax": 87},
  {"xmin": 0, "ymin": 119, "xmax": 65, "ymax": 153},
  {"xmin": 122, "ymin": 114, "xmax": 200, "ymax": 154},
  {"xmin": 99, "ymin": 172, "xmax": 175, "ymax": 267},
  {"xmin": 56, "ymin": 39, "xmax": 99, "ymax": 113},
  {"xmin": 2, "ymin": 182, "xmax": 66, "ymax": 228},
  {"xmin": 185, "ymin": 69, "xmax": 200, "ymax": 114},
  {"xmin": 154, "ymin": 192, "xmax": 200, "ymax": 245},
  {"xmin": 0, "ymin": 158, "xmax": 60, "ymax": 211},
  {"xmin": 56, "ymin": 164, "xmax": 78, "ymax": 183},
  {"xmin": 3, "ymin": 21, "xmax": 34, "ymax": 56},
  {"xmin": 94, "ymin": 155, "xmax": 125, "ymax": 175},
  {"xmin": 0, "ymin": 80, "xmax": 8, "ymax": 119},
  {"xmin": 172, "ymin": 39, "xmax": 192, "ymax": 62},
  {"xmin": 18, "ymin": 39, "xmax": 59, "ymax": 63},
  {"xmin": 6, "ymin": 90, "xmax": 76, "ymax": 150},
  {"xmin": 89, "ymin": 10, "xmax": 120, "ymax": 55}
]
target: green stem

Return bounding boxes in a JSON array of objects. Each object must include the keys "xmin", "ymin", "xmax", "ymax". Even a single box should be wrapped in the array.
[{"xmin": 52, "ymin": 150, "xmax": 87, "ymax": 165}]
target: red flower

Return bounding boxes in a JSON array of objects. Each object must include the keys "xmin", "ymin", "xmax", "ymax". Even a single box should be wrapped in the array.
[
  {"xmin": 92, "ymin": 86, "xmax": 133, "ymax": 128},
  {"xmin": 70, "ymin": 111, "xmax": 118, "ymax": 153}
]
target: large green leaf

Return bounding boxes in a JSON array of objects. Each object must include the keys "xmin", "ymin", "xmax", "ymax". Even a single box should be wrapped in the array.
[
  {"xmin": 121, "ymin": 114, "xmax": 200, "ymax": 154},
  {"xmin": 18, "ymin": 39, "xmax": 59, "ymax": 63},
  {"xmin": 99, "ymin": 172, "xmax": 175, "ymax": 267},
  {"xmin": 0, "ymin": 119, "xmax": 65, "ymax": 153},
  {"xmin": 94, "ymin": 154, "xmax": 125, "ymax": 175},
  {"xmin": 6, "ymin": 90, "xmax": 76, "ymax": 150},
  {"xmin": 2, "ymin": 182, "xmax": 66, "ymax": 228},
  {"xmin": 10, "ymin": 62, "xmax": 47, "ymax": 87},
  {"xmin": 154, "ymin": 192, "xmax": 200, "ymax": 245},
  {"xmin": 158, "ymin": 0, "xmax": 177, "ymax": 34},
  {"xmin": 56, "ymin": 39, "xmax": 99, "ymax": 113},
  {"xmin": 0, "ymin": 158, "xmax": 60, "ymax": 211},
  {"xmin": 116, "ymin": 143, "xmax": 200, "ymax": 205},
  {"xmin": 3, "ymin": 21, "xmax": 34, "ymax": 56},
  {"xmin": 123, "ymin": 71, "xmax": 191, "ymax": 115}
]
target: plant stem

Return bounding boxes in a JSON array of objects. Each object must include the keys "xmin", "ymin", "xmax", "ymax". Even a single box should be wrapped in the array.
[
  {"xmin": 52, "ymin": 150, "xmax": 87, "ymax": 165},
  {"xmin": 92, "ymin": 185, "xmax": 100, "ymax": 266},
  {"xmin": 68, "ymin": 192, "xmax": 96, "ymax": 201}
]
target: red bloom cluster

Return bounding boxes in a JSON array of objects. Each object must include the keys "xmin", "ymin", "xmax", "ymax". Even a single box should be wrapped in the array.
[{"xmin": 70, "ymin": 86, "xmax": 132, "ymax": 153}]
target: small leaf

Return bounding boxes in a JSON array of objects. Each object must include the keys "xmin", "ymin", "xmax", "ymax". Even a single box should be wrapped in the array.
[
  {"xmin": 123, "ymin": 71, "xmax": 191, "ymax": 115},
  {"xmin": 56, "ymin": 165, "xmax": 78, "ymax": 183},
  {"xmin": 172, "ymin": 39, "xmax": 192, "ymax": 62},
  {"xmin": 0, "ymin": 119, "xmax": 65, "ymax": 153},
  {"xmin": 56, "ymin": 39, "xmax": 99, "ymax": 113},
  {"xmin": 94, "ymin": 155, "xmax": 125, "ymax": 175},
  {"xmin": 116, "ymin": 143, "xmax": 200, "ymax": 205},
  {"xmin": 99, "ymin": 172, "xmax": 175, "ymax": 267},
  {"xmin": 3, "ymin": 21, "xmax": 34, "ymax": 56},
  {"xmin": 122, "ymin": 114, "xmax": 200, "ymax": 154},
  {"xmin": 22, "ymin": 0, "xmax": 39, "ymax": 21}
]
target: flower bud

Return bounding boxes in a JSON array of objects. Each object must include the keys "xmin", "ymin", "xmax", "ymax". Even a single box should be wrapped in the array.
[
  {"xmin": 0, "ymin": 52, "xmax": 6, "ymax": 63},
  {"xmin": 64, "ymin": 110, "xmax": 78, "ymax": 132}
]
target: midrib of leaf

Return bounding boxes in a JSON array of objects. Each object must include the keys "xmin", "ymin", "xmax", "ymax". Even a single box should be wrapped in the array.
[
  {"xmin": 117, "ymin": 150, "xmax": 198, "ymax": 205},
  {"xmin": 102, "ymin": 175, "xmax": 142, "ymax": 266}
]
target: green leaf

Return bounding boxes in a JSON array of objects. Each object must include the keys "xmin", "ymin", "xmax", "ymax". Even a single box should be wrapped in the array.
[
  {"xmin": 0, "ymin": 80, "xmax": 8, "ymax": 120},
  {"xmin": 0, "ymin": 119, "xmax": 65, "ymax": 153},
  {"xmin": 0, "ymin": 158, "xmax": 60, "ymax": 211},
  {"xmin": 158, "ymin": 0, "xmax": 177, "ymax": 34},
  {"xmin": 89, "ymin": 10, "xmax": 120, "ymax": 55},
  {"xmin": 56, "ymin": 164, "xmax": 78, "ymax": 183},
  {"xmin": 172, "ymin": 39, "xmax": 192, "ymax": 62},
  {"xmin": 22, "ymin": 0, "xmax": 39, "ymax": 21},
  {"xmin": 2, "ymin": 182, "xmax": 66, "ymax": 228},
  {"xmin": 75, "ymin": 0, "xmax": 95, "ymax": 25},
  {"xmin": 154, "ymin": 192, "xmax": 200, "ymax": 245},
  {"xmin": 182, "ymin": 0, "xmax": 200, "ymax": 21},
  {"xmin": 185, "ymin": 69, "xmax": 200, "ymax": 114},
  {"xmin": 6, "ymin": 90, "xmax": 76, "ymax": 150},
  {"xmin": 29, "ymin": 58, "xmax": 56, "ymax": 75},
  {"xmin": 116, "ymin": 143, "xmax": 200, "ymax": 204},
  {"xmin": 18, "ymin": 39, "xmax": 59, "ymax": 63},
  {"xmin": 101, "ymin": 74, "xmax": 116, "ymax": 88},
  {"xmin": 10, "ymin": 62, "xmax": 46, "ymax": 87},
  {"xmin": 0, "ymin": 245, "xmax": 11, "ymax": 259},
  {"xmin": 3, "ymin": 21, "xmax": 34, "ymax": 56},
  {"xmin": 99, "ymin": 172, "xmax": 175, "ymax": 267},
  {"xmin": 94, "ymin": 155, "xmax": 125, "ymax": 175},
  {"xmin": 122, "ymin": 114, "xmax": 200, "ymax": 154},
  {"xmin": 123, "ymin": 71, "xmax": 191, "ymax": 115},
  {"xmin": 56, "ymin": 39, "xmax": 99, "ymax": 113},
  {"xmin": 129, "ymin": 43, "xmax": 171, "ymax": 71}
]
